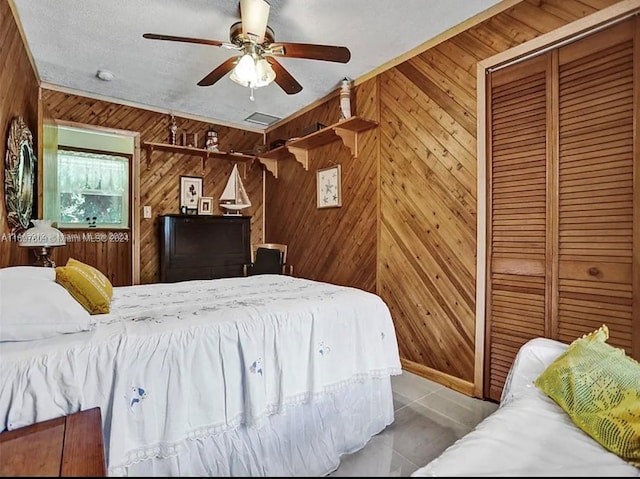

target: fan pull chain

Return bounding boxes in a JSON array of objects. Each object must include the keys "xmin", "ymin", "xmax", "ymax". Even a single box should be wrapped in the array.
[{"xmin": 249, "ymin": 86, "xmax": 255, "ymax": 101}]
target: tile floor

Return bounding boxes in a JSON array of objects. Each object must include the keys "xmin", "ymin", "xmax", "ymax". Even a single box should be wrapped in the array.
[{"xmin": 330, "ymin": 370, "xmax": 499, "ymax": 477}]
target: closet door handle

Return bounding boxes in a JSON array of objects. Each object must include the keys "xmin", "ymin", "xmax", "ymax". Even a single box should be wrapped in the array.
[{"xmin": 588, "ymin": 267, "xmax": 600, "ymax": 276}]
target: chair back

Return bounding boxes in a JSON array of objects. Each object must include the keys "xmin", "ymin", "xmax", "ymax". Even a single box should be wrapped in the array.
[
  {"xmin": 251, "ymin": 243, "xmax": 287, "ymax": 264},
  {"xmin": 247, "ymin": 243, "xmax": 288, "ymax": 276}
]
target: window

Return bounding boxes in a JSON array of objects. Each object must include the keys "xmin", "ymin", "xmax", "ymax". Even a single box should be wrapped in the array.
[
  {"xmin": 44, "ymin": 126, "xmax": 132, "ymax": 230},
  {"xmin": 56, "ymin": 149, "xmax": 129, "ymax": 227}
]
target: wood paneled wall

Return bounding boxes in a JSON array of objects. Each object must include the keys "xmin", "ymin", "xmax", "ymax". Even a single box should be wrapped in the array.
[
  {"xmin": 265, "ymin": 79, "xmax": 379, "ymax": 292},
  {"xmin": 379, "ymin": 0, "xmax": 621, "ymax": 389},
  {"xmin": 379, "ymin": 0, "xmax": 616, "ymax": 394},
  {"xmin": 41, "ymin": 90, "xmax": 264, "ymax": 284},
  {"xmin": 0, "ymin": 0, "xmax": 39, "ymax": 267},
  {"xmin": 265, "ymin": 0, "xmax": 621, "ymax": 394}
]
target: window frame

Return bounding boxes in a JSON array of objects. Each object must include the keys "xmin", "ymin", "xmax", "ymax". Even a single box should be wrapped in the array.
[{"xmin": 46, "ymin": 144, "xmax": 133, "ymax": 230}]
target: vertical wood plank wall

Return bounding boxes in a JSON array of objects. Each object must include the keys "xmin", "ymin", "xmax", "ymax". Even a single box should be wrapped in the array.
[
  {"xmin": 40, "ymin": 90, "xmax": 264, "ymax": 284},
  {"xmin": 0, "ymin": 0, "xmax": 38, "ymax": 267},
  {"xmin": 265, "ymin": 0, "xmax": 621, "ymax": 394}
]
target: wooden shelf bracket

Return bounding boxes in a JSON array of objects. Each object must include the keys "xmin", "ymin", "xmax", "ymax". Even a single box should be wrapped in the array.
[
  {"xmin": 332, "ymin": 117, "xmax": 378, "ymax": 157},
  {"xmin": 257, "ymin": 157, "xmax": 278, "ymax": 178},
  {"xmin": 285, "ymin": 146, "xmax": 310, "ymax": 171},
  {"xmin": 333, "ymin": 127, "xmax": 357, "ymax": 157},
  {"xmin": 255, "ymin": 145, "xmax": 295, "ymax": 179}
]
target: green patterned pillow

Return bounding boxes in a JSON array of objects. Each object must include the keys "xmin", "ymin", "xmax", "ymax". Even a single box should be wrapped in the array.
[{"xmin": 534, "ymin": 325, "xmax": 640, "ymax": 466}]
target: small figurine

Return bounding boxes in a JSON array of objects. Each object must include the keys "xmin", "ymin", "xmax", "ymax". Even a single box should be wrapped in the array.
[
  {"xmin": 339, "ymin": 78, "xmax": 352, "ymax": 120},
  {"xmin": 205, "ymin": 129, "xmax": 219, "ymax": 152},
  {"xmin": 169, "ymin": 114, "xmax": 178, "ymax": 145}
]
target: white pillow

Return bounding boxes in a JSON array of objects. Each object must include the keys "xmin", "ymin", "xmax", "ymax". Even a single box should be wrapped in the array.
[
  {"xmin": 0, "ymin": 276, "xmax": 93, "ymax": 342},
  {"xmin": 0, "ymin": 266, "xmax": 56, "ymax": 281}
]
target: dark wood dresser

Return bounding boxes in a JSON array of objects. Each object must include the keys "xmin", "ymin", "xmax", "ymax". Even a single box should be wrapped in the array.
[
  {"xmin": 0, "ymin": 407, "xmax": 106, "ymax": 477},
  {"xmin": 159, "ymin": 214, "xmax": 251, "ymax": 282}
]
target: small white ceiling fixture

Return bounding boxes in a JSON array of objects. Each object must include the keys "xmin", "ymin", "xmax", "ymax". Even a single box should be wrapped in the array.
[{"xmin": 96, "ymin": 69, "xmax": 115, "ymax": 81}]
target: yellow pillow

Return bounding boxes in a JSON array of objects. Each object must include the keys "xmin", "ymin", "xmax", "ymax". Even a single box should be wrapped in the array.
[
  {"xmin": 534, "ymin": 325, "xmax": 640, "ymax": 466},
  {"xmin": 55, "ymin": 258, "xmax": 113, "ymax": 314}
]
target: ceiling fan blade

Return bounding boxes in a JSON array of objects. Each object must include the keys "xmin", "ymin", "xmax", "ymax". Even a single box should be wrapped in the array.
[
  {"xmin": 197, "ymin": 57, "xmax": 238, "ymax": 86},
  {"xmin": 268, "ymin": 42, "xmax": 351, "ymax": 63},
  {"xmin": 268, "ymin": 58, "xmax": 303, "ymax": 95},
  {"xmin": 143, "ymin": 33, "xmax": 225, "ymax": 48},
  {"xmin": 240, "ymin": 0, "xmax": 270, "ymax": 43}
]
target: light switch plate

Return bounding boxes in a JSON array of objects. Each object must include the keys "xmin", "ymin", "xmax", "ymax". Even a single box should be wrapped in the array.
[{"xmin": 143, "ymin": 205, "xmax": 152, "ymax": 218}]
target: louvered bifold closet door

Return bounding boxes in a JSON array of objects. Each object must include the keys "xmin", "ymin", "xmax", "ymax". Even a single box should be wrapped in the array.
[
  {"xmin": 485, "ymin": 54, "xmax": 551, "ymax": 401},
  {"xmin": 556, "ymin": 18, "xmax": 637, "ymax": 355}
]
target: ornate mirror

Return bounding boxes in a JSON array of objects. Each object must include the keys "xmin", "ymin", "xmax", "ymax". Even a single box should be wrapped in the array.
[{"xmin": 4, "ymin": 117, "xmax": 36, "ymax": 232}]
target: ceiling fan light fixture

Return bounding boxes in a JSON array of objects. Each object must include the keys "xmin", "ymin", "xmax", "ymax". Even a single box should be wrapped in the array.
[{"xmin": 143, "ymin": 0, "xmax": 346, "ymax": 97}]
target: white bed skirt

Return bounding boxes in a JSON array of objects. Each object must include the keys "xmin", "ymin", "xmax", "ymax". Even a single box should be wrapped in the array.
[{"xmin": 120, "ymin": 376, "xmax": 394, "ymax": 476}]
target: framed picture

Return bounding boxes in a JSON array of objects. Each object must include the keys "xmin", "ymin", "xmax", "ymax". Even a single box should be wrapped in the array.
[
  {"xmin": 316, "ymin": 164, "xmax": 342, "ymax": 208},
  {"xmin": 180, "ymin": 175, "xmax": 202, "ymax": 210},
  {"xmin": 181, "ymin": 132, "xmax": 198, "ymax": 148},
  {"xmin": 198, "ymin": 196, "xmax": 213, "ymax": 215}
]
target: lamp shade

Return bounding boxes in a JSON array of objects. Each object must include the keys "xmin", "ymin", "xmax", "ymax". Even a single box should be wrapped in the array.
[
  {"xmin": 232, "ymin": 53, "xmax": 257, "ymax": 85},
  {"xmin": 230, "ymin": 54, "xmax": 275, "ymax": 88},
  {"xmin": 19, "ymin": 219, "xmax": 66, "ymax": 247},
  {"xmin": 255, "ymin": 57, "xmax": 276, "ymax": 86}
]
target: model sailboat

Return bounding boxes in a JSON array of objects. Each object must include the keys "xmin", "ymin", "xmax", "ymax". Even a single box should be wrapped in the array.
[{"xmin": 219, "ymin": 163, "xmax": 251, "ymax": 215}]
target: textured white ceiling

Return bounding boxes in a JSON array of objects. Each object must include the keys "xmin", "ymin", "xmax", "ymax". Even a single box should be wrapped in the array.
[{"xmin": 12, "ymin": 0, "xmax": 502, "ymax": 131}]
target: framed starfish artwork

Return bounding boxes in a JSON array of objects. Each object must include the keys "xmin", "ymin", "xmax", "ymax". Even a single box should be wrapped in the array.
[{"xmin": 316, "ymin": 164, "xmax": 342, "ymax": 209}]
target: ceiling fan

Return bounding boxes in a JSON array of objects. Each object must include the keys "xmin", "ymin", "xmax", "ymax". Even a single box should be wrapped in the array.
[{"xmin": 143, "ymin": 0, "xmax": 351, "ymax": 100}]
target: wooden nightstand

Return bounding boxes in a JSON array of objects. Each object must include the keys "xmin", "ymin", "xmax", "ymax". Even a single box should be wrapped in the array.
[{"xmin": 0, "ymin": 407, "xmax": 106, "ymax": 477}]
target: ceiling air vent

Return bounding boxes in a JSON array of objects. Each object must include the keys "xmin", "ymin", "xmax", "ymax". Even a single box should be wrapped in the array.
[{"xmin": 244, "ymin": 112, "xmax": 281, "ymax": 126}]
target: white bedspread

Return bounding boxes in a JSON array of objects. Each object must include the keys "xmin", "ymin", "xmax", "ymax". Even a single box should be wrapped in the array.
[
  {"xmin": 0, "ymin": 275, "xmax": 401, "ymax": 475},
  {"xmin": 411, "ymin": 338, "xmax": 639, "ymax": 477}
]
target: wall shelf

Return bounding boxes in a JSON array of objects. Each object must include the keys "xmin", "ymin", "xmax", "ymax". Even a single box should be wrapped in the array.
[
  {"xmin": 144, "ymin": 116, "xmax": 377, "ymax": 180},
  {"xmin": 257, "ymin": 116, "xmax": 378, "ymax": 178},
  {"xmin": 143, "ymin": 141, "xmax": 254, "ymax": 177}
]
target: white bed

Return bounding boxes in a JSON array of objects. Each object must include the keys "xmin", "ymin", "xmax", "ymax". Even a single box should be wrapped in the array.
[
  {"xmin": 411, "ymin": 338, "xmax": 639, "ymax": 477},
  {"xmin": 0, "ymin": 271, "xmax": 402, "ymax": 476}
]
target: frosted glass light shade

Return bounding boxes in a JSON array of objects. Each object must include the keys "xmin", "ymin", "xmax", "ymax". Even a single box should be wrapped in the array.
[
  {"xmin": 255, "ymin": 58, "xmax": 275, "ymax": 86},
  {"xmin": 19, "ymin": 219, "xmax": 66, "ymax": 247},
  {"xmin": 233, "ymin": 54, "xmax": 256, "ymax": 83},
  {"xmin": 230, "ymin": 54, "xmax": 275, "ymax": 89}
]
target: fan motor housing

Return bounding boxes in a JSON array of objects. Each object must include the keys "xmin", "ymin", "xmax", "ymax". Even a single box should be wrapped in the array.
[{"xmin": 229, "ymin": 21, "xmax": 275, "ymax": 46}]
